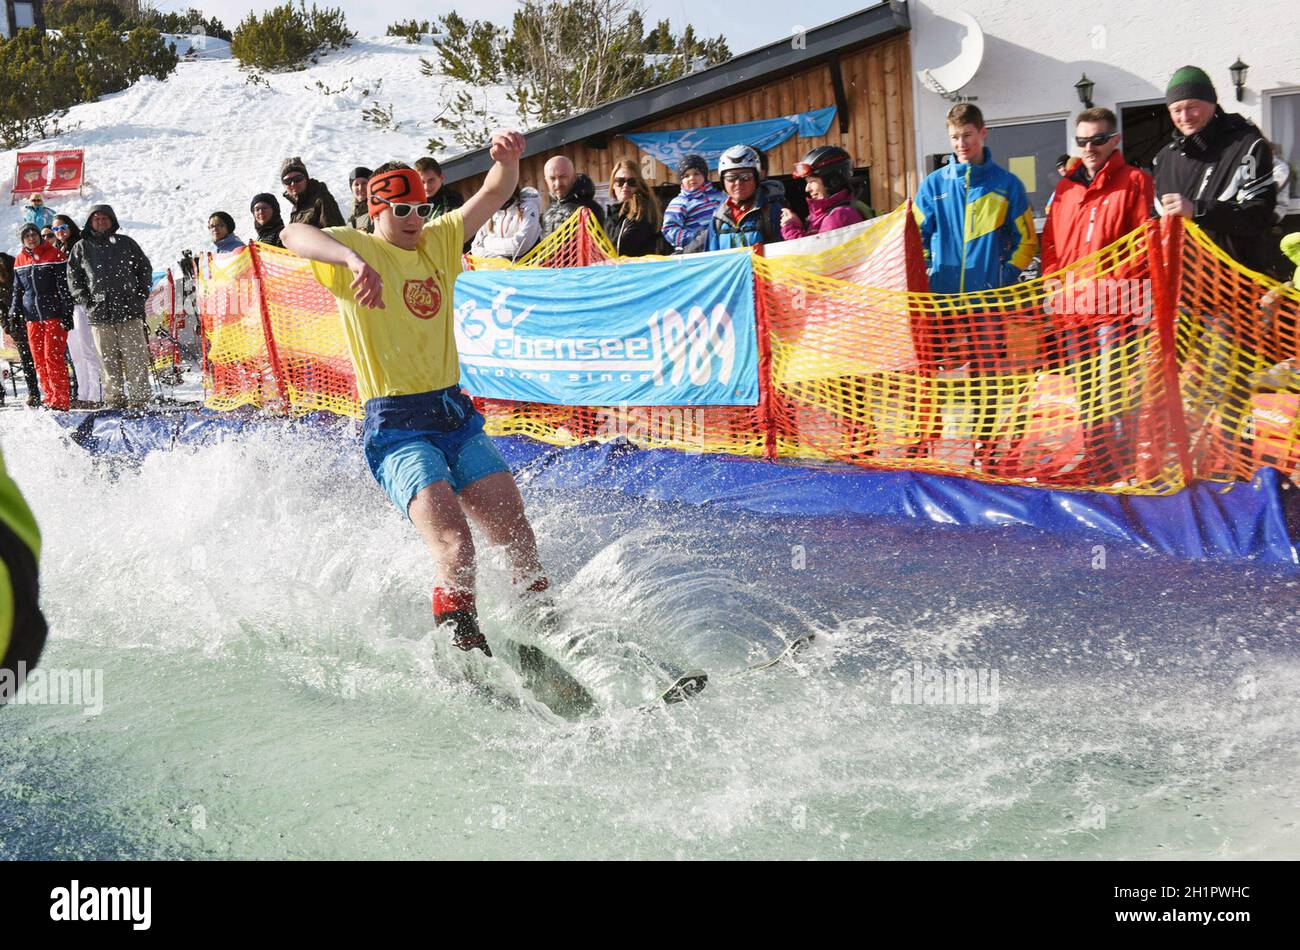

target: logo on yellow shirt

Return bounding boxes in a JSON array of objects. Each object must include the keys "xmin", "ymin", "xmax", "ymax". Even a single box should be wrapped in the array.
[{"xmin": 403, "ymin": 277, "xmax": 442, "ymax": 320}]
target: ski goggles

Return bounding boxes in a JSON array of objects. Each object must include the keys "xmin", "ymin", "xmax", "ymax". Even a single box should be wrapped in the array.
[
  {"xmin": 1075, "ymin": 130, "xmax": 1118, "ymax": 148},
  {"xmin": 792, "ymin": 162, "xmax": 817, "ymax": 178},
  {"xmin": 371, "ymin": 197, "xmax": 435, "ymax": 220}
]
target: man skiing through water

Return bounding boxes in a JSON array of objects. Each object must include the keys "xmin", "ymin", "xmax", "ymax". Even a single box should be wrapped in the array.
[{"xmin": 281, "ymin": 131, "xmax": 549, "ymax": 656}]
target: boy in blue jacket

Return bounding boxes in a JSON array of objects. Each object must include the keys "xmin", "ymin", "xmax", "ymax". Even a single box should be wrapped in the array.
[
  {"xmin": 914, "ymin": 103, "xmax": 1038, "ymax": 456},
  {"xmin": 915, "ymin": 103, "xmax": 1038, "ymax": 296}
]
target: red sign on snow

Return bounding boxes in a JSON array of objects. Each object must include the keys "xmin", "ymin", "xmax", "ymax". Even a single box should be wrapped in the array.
[{"xmin": 11, "ymin": 149, "xmax": 85, "ymax": 202}]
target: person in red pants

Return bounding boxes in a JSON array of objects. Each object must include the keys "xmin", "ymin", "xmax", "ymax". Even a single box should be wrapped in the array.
[{"xmin": 9, "ymin": 224, "xmax": 74, "ymax": 411}]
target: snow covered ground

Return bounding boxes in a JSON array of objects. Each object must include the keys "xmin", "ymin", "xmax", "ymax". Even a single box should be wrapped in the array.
[{"xmin": 1, "ymin": 34, "xmax": 521, "ymax": 270}]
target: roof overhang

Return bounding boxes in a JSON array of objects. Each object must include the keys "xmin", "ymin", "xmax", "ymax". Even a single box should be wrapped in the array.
[{"xmin": 441, "ymin": 1, "xmax": 911, "ymax": 183}]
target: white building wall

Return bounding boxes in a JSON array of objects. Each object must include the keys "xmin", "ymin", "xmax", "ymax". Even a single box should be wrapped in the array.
[{"xmin": 907, "ymin": 0, "xmax": 1300, "ymax": 213}]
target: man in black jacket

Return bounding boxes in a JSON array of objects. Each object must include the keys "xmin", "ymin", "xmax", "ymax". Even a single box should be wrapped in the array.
[
  {"xmin": 280, "ymin": 157, "xmax": 346, "ymax": 229},
  {"xmin": 1153, "ymin": 66, "xmax": 1277, "ymax": 272},
  {"xmin": 1154, "ymin": 66, "xmax": 1278, "ymax": 460},
  {"xmin": 347, "ymin": 166, "xmax": 373, "ymax": 232},
  {"xmin": 539, "ymin": 157, "xmax": 605, "ymax": 239},
  {"xmin": 414, "ymin": 157, "xmax": 464, "ymax": 219},
  {"xmin": 66, "ymin": 205, "xmax": 154, "ymax": 409}
]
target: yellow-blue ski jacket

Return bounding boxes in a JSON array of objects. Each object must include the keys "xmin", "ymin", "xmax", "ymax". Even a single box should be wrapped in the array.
[{"xmin": 913, "ymin": 147, "xmax": 1038, "ymax": 294}]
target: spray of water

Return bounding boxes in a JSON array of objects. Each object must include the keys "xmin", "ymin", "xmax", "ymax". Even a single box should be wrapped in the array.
[{"xmin": 1, "ymin": 411, "xmax": 1297, "ymax": 859}]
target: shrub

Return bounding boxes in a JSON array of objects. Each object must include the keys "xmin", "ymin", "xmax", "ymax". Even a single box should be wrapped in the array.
[
  {"xmin": 387, "ymin": 19, "xmax": 435, "ymax": 43},
  {"xmin": 430, "ymin": 89, "xmax": 495, "ymax": 149},
  {"xmin": 44, "ymin": 0, "xmax": 129, "ymax": 30},
  {"xmin": 0, "ymin": 21, "xmax": 179, "ymax": 149},
  {"xmin": 141, "ymin": 7, "xmax": 233, "ymax": 41},
  {"xmin": 423, "ymin": 13, "xmax": 503, "ymax": 85},
  {"xmin": 416, "ymin": 2, "xmax": 731, "ymax": 127},
  {"xmin": 230, "ymin": 1, "xmax": 353, "ymax": 73}
]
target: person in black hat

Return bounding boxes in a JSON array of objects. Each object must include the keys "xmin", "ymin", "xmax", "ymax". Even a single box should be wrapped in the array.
[
  {"xmin": 1154, "ymin": 66, "xmax": 1278, "ymax": 463},
  {"xmin": 249, "ymin": 193, "xmax": 286, "ymax": 248},
  {"xmin": 280, "ymin": 157, "xmax": 345, "ymax": 229},
  {"xmin": 1153, "ymin": 65, "xmax": 1276, "ymax": 272},
  {"xmin": 347, "ymin": 166, "xmax": 373, "ymax": 232}
]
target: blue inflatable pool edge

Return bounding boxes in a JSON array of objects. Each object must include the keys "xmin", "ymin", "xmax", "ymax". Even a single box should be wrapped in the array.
[{"xmin": 46, "ymin": 406, "xmax": 1300, "ymax": 569}]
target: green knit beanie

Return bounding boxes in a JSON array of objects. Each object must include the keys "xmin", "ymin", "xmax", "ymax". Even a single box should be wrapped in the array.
[{"xmin": 1166, "ymin": 66, "xmax": 1217, "ymax": 105}]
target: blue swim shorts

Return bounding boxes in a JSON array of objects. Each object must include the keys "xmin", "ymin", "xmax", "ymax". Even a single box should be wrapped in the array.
[{"xmin": 362, "ymin": 387, "xmax": 510, "ymax": 518}]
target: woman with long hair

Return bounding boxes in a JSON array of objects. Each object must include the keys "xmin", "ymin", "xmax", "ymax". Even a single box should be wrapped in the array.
[
  {"xmin": 470, "ymin": 184, "xmax": 542, "ymax": 261},
  {"xmin": 51, "ymin": 214, "xmax": 103, "ymax": 407},
  {"xmin": 605, "ymin": 159, "xmax": 662, "ymax": 257}
]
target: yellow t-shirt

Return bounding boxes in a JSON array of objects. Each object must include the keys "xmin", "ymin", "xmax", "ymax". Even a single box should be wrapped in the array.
[{"xmin": 309, "ymin": 212, "xmax": 464, "ymax": 403}]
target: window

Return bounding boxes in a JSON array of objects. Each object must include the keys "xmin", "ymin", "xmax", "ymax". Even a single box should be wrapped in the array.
[
  {"xmin": 985, "ymin": 117, "xmax": 1068, "ymax": 219},
  {"xmin": 14, "ymin": 3, "xmax": 37, "ymax": 30},
  {"xmin": 1269, "ymin": 90, "xmax": 1300, "ymax": 200},
  {"xmin": 1119, "ymin": 100, "xmax": 1173, "ymax": 173}
]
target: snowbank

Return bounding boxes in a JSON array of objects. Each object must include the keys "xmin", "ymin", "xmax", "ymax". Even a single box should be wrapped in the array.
[{"xmin": 1, "ymin": 36, "xmax": 520, "ymax": 268}]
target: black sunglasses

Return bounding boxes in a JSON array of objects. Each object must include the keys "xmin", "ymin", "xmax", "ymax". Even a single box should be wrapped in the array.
[
  {"xmin": 373, "ymin": 197, "xmax": 434, "ymax": 220},
  {"xmin": 613, "ymin": 177, "xmax": 638, "ymax": 186},
  {"xmin": 282, "ymin": 174, "xmax": 306, "ymax": 186},
  {"xmin": 1075, "ymin": 131, "xmax": 1118, "ymax": 148}
]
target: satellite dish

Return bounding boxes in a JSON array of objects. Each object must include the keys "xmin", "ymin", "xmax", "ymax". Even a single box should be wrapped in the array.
[{"xmin": 916, "ymin": 10, "xmax": 985, "ymax": 101}]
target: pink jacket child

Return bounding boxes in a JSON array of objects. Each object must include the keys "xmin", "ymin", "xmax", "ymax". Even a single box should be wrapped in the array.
[{"xmin": 780, "ymin": 189, "xmax": 868, "ymax": 240}]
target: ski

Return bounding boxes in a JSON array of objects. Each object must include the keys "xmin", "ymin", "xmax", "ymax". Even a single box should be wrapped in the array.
[
  {"xmin": 727, "ymin": 633, "xmax": 817, "ymax": 677},
  {"xmin": 501, "ymin": 638, "xmax": 597, "ymax": 720},
  {"xmin": 636, "ymin": 669, "xmax": 709, "ymax": 711}
]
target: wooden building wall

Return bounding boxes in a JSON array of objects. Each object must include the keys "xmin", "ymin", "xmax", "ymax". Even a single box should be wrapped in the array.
[{"xmin": 451, "ymin": 33, "xmax": 917, "ymax": 215}]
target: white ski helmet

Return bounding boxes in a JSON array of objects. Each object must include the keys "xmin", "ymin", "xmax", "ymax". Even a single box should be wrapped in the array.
[{"xmin": 717, "ymin": 145, "xmax": 762, "ymax": 175}]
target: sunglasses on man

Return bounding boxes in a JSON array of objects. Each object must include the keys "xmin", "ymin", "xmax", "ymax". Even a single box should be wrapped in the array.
[
  {"xmin": 722, "ymin": 172, "xmax": 756, "ymax": 184},
  {"xmin": 282, "ymin": 174, "xmax": 306, "ymax": 186},
  {"xmin": 1075, "ymin": 130, "xmax": 1118, "ymax": 148},
  {"xmin": 373, "ymin": 196, "xmax": 435, "ymax": 220}
]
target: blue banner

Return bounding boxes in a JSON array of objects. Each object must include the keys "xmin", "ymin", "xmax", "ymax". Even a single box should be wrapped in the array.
[
  {"xmin": 623, "ymin": 106, "xmax": 837, "ymax": 171},
  {"xmin": 454, "ymin": 253, "xmax": 760, "ymax": 406}
]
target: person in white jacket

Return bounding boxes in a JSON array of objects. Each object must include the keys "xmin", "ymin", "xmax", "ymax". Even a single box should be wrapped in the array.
[
  {"xmin": 50, "ymin": 215, "xmax": 103, "ymax": 406},
  {"xmin": 470, "ymin": 186, "xmax": 541, "ymax": 261}
]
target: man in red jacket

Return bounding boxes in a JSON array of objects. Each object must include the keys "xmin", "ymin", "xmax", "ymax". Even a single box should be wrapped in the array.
[
  {"xmin": 1042, "ymin": 107, "xmax": 1153, "ymax": 276},
  {"xmin": 1039, "ymin": 107, "xmax": 1153, "ymax": 481}
]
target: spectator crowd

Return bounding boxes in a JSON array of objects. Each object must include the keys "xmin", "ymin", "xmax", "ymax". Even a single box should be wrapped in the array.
[{"xmin": 3, "ymin": 63, "xmax": 1296, "ymax": 418}]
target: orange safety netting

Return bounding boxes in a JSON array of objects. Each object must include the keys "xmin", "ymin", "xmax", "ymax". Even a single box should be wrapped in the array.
[
  {"xmin": 1172, "ymin": 224, "xmax": 1300, "ymax": 483},
  {"xmin": 193, "ymin": 206, "xmax": 1300, "ymax": 495},
  {"xmin": 197, "ymin": 244, "xmax": 359, "ymax": 416}
]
